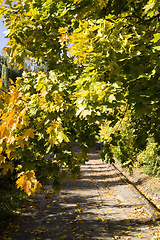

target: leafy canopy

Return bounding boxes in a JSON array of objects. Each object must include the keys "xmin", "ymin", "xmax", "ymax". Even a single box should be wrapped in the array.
[{"xmin": 0, "ymin": 0, "xmax": 160, "ymax": 194}]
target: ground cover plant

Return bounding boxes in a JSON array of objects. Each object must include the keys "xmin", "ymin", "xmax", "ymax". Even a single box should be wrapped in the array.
[{"xmin": 0, "ymin": 169, "xmax": 27, "ymax": 229}]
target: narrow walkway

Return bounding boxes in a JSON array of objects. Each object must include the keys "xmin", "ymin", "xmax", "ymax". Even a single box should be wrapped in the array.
[{"xmin": 2, "ymin": 152, "xmax": 160, "ymax": 240}]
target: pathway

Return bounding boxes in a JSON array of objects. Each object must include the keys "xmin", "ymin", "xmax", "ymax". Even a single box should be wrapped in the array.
[{"xmin": 1, "ymin": 152, "xmax": 160, "ymax": 240}]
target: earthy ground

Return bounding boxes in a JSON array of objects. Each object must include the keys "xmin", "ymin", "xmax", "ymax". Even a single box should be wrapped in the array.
[{"xmin": 1, "ymin": 151, "xmax": 160, "ymax": 240}]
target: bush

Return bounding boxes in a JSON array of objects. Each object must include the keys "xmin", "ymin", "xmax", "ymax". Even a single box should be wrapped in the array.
[
  {"xmin": 136, "ymin": 136, "xmax": 160, "ymax": 178},
  {"xmin": 99, "ymin": 109, "xmax": 137, "ymax": 171},
  {"xmin": 0, "ymin": 170, "xmax": 27, "ymax": 228}
]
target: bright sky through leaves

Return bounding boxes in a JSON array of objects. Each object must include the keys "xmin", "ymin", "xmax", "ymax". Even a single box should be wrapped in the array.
[{"xmin": 0, "ymin": 16, "xmax": 8, "ymax": 52}]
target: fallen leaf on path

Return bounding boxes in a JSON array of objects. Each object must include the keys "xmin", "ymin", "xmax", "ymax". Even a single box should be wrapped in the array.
[{"xmin": 60, "ymin": 235, "xmax": 68, "ymax": 239}]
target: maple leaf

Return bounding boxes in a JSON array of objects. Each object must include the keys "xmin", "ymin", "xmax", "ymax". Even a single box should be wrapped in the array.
[
  {"xmin": 0, "ymin": 162, "xmax": 14, "ymax": 175},
  {"xmin": 40, "ymin": 89, "xmax": 48, "ymax": 97},
  {"xmin": 6, "ymin": 149, "xmax": 12, "ymax": 158},
  {"xmin": 16, "ymin": 136, "xmax": 25, "ymax": 148},
  {"xmin": 16, "ymin": 170, "xmax": 42, "ymax": 195},
  {"xmin": 25, "ymin": 180, "xmax": 32, "ymax": 194},
  {"xmin": 8, "ymin": 78, "xmax": 15, "ymax": 85},
  {"xmin": 34, "ymin": 181, "xmax": 42, "ymax": 195},
  {"xmin": 0, "ymin": 154, "xmax": 6, "ymax": 165},
  {"xmin": 57, "ymin": 132, "xmax": 69, "ymax": 143},
  {"xmin": 9, "ymin": 90, "xmax": 19, "ymax": 104},
  {"xmin": 5, "ymin": 110, "xmax": 15, "ymax": 125},
  {"xmin": 22, "ymin": 128, "xmax": 35, "ymax": 141},
  {"xmin": 58, "ymin": 27, "xmax": 68, "ymax": 34}
]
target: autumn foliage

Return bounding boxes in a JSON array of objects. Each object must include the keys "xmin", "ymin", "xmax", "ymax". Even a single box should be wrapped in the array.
[
  {"xmin": 0, "ymin": 71, "xmax": 96, "ymax": 195},
  {"xmin": 0, "ymin": 0, "xmax": 160, "ymax": 194}
]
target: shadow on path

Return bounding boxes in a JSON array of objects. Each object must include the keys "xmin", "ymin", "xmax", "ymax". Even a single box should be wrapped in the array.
[{"xmin": 1, "ymin": 153, "xmax": 159, "ymax": 240}]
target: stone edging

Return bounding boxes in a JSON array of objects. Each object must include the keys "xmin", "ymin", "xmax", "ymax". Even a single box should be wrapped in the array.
[{"xmin": 112, "ymin": 160, "xmax": 160, "ymax": 221}]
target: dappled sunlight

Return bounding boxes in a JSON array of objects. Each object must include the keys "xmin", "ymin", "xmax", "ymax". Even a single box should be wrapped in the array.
[{"xmin": 3, "ymin": 153, "xmax": 159, "ymax": 240}]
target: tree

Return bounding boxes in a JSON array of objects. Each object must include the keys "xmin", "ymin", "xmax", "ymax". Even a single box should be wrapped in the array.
[
  {"xmin": 0, "ymin": 54, "xmax": 23, "ymax": 87},
  {"xmin": 0, "ymin": 0, "xmax": 160, "ymax": 194}
]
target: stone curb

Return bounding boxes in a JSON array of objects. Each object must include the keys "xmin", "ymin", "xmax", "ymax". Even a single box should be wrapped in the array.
[{"xmin": 112, "ymin": 160, "xmax": 160, "ymax": 222}]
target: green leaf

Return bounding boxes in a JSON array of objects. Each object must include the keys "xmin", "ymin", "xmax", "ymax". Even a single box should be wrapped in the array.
[
  {"xmin": 152, "ymin": 33, "xmax": 160, "ymax": 43},
  {"xmin": 153, "ymin": 46, "xmax": 160, "ymax": 51}
]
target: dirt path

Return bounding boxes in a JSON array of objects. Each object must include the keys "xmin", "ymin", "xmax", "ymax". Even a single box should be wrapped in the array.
[{"xmin": 1, "ymin": 152, "xmax": 160, "ymax": 240}]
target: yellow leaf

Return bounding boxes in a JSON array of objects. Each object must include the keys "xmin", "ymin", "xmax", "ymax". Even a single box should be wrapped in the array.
[
  {"xmin": 58, "ymin": 27, "xmax": 68, "ymax": 34},
  {"xmin": 8, "ymin": 78, "xmax": 15, "ymax": 85},
  {"xmin": 6, "ymin": 149, "xmax": 12, "ymax": 158},
  {"xmin": 74, "ymin": 234, "xmax": 84, "ymax": 237},
  {"xmin": 0, "ymin": 80, "xmax": 2, "ymax": 88},
  {"xmin": 16, "ymin": 175, "xmax": 31, "ymax": 194},
  {"xmin": 16, "ymin": 170, "xmax": 42, "ymax": 195},
  {"xmin": 136, "ymin": 235, "xmax": 146, "ymax": 238},
  {"xmin": 39, "ymin": 98, "xmax": 46, "ymax": 104},
  {"xmin": 40, "ymin": 89, "xmax": 47, "ymax": 97},
  {"xmin": 60, "ymin": 235, "xmax": 68, "ymax": 239},
  {"xmin": 51, "ymin": 92, "xmax": 63, "ymax": 104},
  {"xmin": 5, "ymin": 110, "xmax": 15, "ymax": 124},
  {"xmin": 0, "ymin": 146, "xmax": 3, "ymax": 153},
  {"xmin": 0, "ymin": 154, "xmax": 6, "ymax": 165},
  {"xmin": 57, "ymin": 132, "xmax": 69, "ymax": 143}
]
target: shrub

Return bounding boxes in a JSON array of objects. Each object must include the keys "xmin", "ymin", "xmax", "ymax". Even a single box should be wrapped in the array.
[
  {"xmin": 136, "ymin": 136, "xmax": 160, "ymax": 178},
  {"xmin": 0, "ymin": 170, "xmax": 27, "ymax": 228}
]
